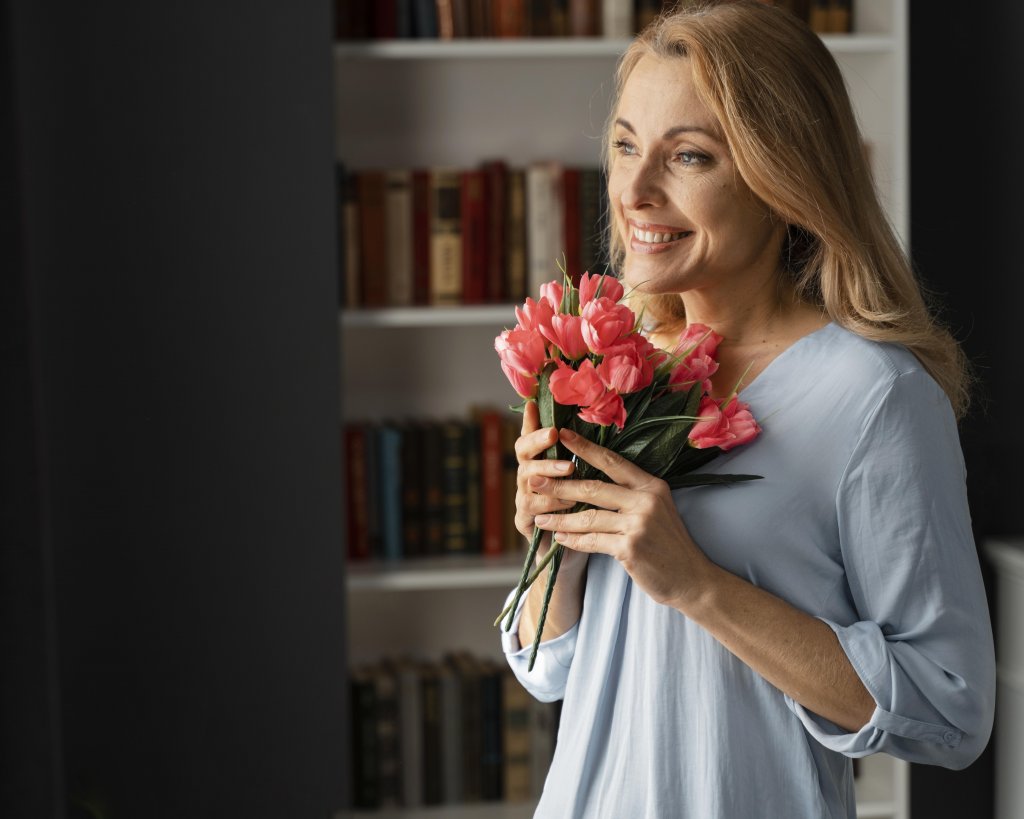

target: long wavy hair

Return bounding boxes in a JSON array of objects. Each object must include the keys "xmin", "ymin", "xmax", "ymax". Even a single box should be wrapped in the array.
[{"xmin": 607, "ymin": 0, "xmax": 971, "ymax": 417}]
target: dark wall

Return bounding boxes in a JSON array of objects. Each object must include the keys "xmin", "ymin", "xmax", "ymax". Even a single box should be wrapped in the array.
[
  {"xmin": 2, "ymin": 1, "xmax": 347, "ymax": 817},
  {"xmin": 909, "ymin": 2, "xmax": 1024, "ymax": 817}
]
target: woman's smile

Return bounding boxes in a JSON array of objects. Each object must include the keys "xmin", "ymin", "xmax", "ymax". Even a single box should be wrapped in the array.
[{"xmin": 629, "ymin": 220, "xmax": 693, "ymax": 252}]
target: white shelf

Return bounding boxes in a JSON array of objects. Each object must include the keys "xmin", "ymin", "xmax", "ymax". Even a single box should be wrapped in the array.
[
  {"xmin": 341, "ymin": 305, "xmax": 515, "ymax": 329},
  {"xmin": 335, "ymin": 34, "xmax": 896, "ymax": 60},
  {"xmin": 347, "ymin": 554, "xmax": 526, "ymax": 592}
]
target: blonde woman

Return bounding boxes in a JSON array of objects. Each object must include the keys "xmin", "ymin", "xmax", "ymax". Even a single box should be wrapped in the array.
[{"xmin": 502, "ymin": 2, "xmax": 995, "ymax": 816}]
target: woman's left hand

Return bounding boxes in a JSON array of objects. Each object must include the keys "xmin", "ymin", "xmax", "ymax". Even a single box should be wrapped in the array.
[{"xmin": 531, "ymin": 427, "xmax": 711, "ymax": 611}]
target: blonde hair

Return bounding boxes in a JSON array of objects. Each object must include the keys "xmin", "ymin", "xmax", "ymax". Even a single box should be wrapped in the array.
[{"xmin": 607, "ymin": 0, "xmax": 971, "ymax": 417}]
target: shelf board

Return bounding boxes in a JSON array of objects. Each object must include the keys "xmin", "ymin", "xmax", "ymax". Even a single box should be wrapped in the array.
[
  {"xmin": 340, "ymin": 305, "xmax": 515, "ymax": 328},
  {"xmin": 335, "ymin": 34, "xmax": 896, "ymax": 60},
  {"xmin": 347, "ymin": 554, "xmax": 526, "ymax": 591},
  {"xmin": 856, "ymin": 800, "xmax": 897, "ymax": 818}
]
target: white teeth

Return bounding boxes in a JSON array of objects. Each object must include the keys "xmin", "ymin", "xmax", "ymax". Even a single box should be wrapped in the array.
[{"xmin": 633, "ymin": 227, "xmax": 687, "ymax": 244}]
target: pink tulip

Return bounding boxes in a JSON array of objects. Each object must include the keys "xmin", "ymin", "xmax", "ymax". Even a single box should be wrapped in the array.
[
  {"xmin": 539, "ymin": 280, "xmax": 564, "ymax": 313},
  {"xmin": 581, "ymin": 298, "xmax": 637, "ymax": 354},
  {"xmin": 597, "ymin": 347, "xmax": 653, "ymax": 394},
  {"xmin": 669, "ymin": 323, "xmax": 723, "ymax": 392},
  {"xmin": 549, "ymin": 359, "xmax": 605, "ymax": 408},
  {"xmin": 578, "ymin": 272, "xmax": 624, "ymax": 306},
  {"xmin": 501, "ymin": 361, "xmax": 537, "ymax": 399},
  {"xmin": 579, "ymin": 390, "xmax": 627, "ymax": 429},
  {"xmin": 515, "ymin": 296, "xmax": 555, "ymax": 334},
  {"xmin": 495, "ymin": 327, "xmax": 547, "ymax": 377},
  {"xmin": 541, "ymin": 313, "xmax": 589, "ymax": 360},
  {"xmin": 689, "ymin": 396, "xmax": 761, "ymax": 451}
]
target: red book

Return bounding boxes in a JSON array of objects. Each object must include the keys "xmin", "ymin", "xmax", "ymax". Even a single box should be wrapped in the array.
[
  {"xmin": 357, "ymin": 171, "xmax": 389, "ymax": 307},
  {"xmin": 562, "ymin": 167, "xmax": 582, "ymax": 285},
  {"xmin": 411, "ymin": 169, "xmax": 432, "ymax": 306},
  {"xmin": 373, "ymin": 0, "xmax": 398, "ymax": 38},
  {"xmin": 477, "ymin": 409, "xmax": 505, "ymax": 556},
  {"xmin": 460, "ymin": 169, "xmax": 488, "ymax": 305},
  {"xmin": 492, "ymin": 0, "xmax": 526, "ymax": 36},
  {"xmin": 344, "ymin": 422, "xmax": 370, "ymax": 560},
  {"xmin": 481, "ymin": 160, "xmax": 508, "ymax": 302}
]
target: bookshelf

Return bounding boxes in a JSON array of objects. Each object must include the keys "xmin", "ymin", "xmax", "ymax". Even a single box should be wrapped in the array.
[{"xmin": 336, "ymin": 2, "xmax": 909, "ymax": 817}]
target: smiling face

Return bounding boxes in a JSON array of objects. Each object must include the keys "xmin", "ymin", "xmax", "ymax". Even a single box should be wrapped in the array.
[{"xmin": 608, "ymin": 55, "xmax": 786, "ymax": 300}]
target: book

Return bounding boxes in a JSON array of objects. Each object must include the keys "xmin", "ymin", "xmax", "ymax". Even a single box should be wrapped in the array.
[
  {"xmin": 460, "ymin": 169, "xmax": 488, "ymax": 304},
  {"xmin": 385, "ymin": 169, "xmax": 414, "ymax": 306},
  {"xmin": 400, "ymin": 422, "xmax": 424, "ymax": 558},
  {"xmin": 601, "ymin": 0, "xmax": 632, "ymax": 38},
  {"xmin": 501, "ymin": 414, "xmax": 522, "ymax": 553},
  {"xmin": 341, "ymin": 168, "xmax": 362, "ymax": 307},
  {"xmin": 441, "ymin": 420, "xmax": 470, "ymax": 554},
  {"xmin": 377, "ymin": 423, "xmax": 404, "ymax": 560},
  {"xmin": 438, "ymin": 660, "xmax": 464, "ymax": 803},
  {"xmin": 501, "ymin": 668, "xmax": 533, "ymax": 802},
  {"xmin": 569, "ymin": 0, "xmax": 600, "ymax": 36},
  {"xmin": 398, "ymin": 659, "xmax": 424, "ymax": 807},
  {"xmin": 464, "ymin": 418, "xmax": 482, "ymax": 553},
  {"xmin": 364, "ymin": 423, "xmax": 382, "ymax": 558},
  {"xmin": 482, "ymin": 160, "xmax": 508, "ymax": 302},
  {"xmin": 343, "ymin": 422, "xmax": 371, "ymax": 561},
  {"xmin": 578, "ymin": 166, "xmax": 606, "ymax": 278},
  {"xmin": 477, "ymin": 408, "xmax": 506, "ymax": 556},
  {"xmin": 411, "ymin": 169, "xmax": 432, "ymax": 305},
  {"xmin": 449, "ymin": 652, "xmax": 483, "ymax": 802},
  {"xmin": 505, "ymin": 168, "xmax": 528, "ymax": 302},
  {"xmin": 529, "ymin": 697, "xmax": 558, "ymax": 800},
  {"xmin": 493, "ymin": 0, "xmax": 527, "ymax": 37},
  {"xmin": 350, "ymin": 668, "xmax": 380, "ymax": 808},
  {"xmin": 526, "ymin": 161, "xmax": 564, "ymax": 297},
  {"xmin": 429, "ymin": 169, "xmax": 463, "ymax": 305},
  {"xmin": 420, "ymin": 663, "xmax": 444, "ymax": 805},
  {"xmin": 479, "ymin": 658, "xmax": 505, "ymax": 800},
  {"xmin": 421, "ymin": 421, "xmax": 446, "ymax": 555},
  {"xmin": 357, "ymin": 170, "xmax": 389, "ymax": 307},
  {"xmin": 374, "ymin": 662, "xmax": 403, "ymax": 807},
  {"xmin": 411, "ymin": 0, "xmax": 440, "ymax": 37}
]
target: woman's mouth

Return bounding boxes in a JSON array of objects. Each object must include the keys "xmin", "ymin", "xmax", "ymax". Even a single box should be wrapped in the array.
[{"xmin": 630, "ymin": 224, "xmax": 693, "ymax": 250}]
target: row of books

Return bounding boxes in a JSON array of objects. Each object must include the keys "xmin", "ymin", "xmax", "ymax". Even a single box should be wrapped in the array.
[
  {"xmin": 336, "ymin": 161, "xmax": 608, "ymax": 309},
  {"xmin": 343, "ymin": 411, "xmax": 523, "ymax": 562},
  {"xmin": 335, "ymin": 0, "xmax": 854, "ymax": 41},
  {"xmin": 349, "ymin": 653, "xmax": 560, "ymax": 809}
]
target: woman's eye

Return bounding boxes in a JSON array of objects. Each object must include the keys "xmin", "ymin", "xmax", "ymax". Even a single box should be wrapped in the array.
[
  {"xmin": 611, "ymin": 139, "xmax": 637, "ymax": 156},
  {"xmin": 677, "ymin": 150, "xmax": 708, "ymax": 166}
]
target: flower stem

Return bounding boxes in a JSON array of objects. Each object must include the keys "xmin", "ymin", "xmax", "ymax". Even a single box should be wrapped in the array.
[
  {"xmin": 501, "ymin": 524, "xmax": 545, "ymax": 633},
  {"xmin": 493, "ymin": 539, "xmax": 562, "ymax": 628},
  {"xmin": 528, "ymin": 543, "xmax": 564, "ymax": 671}
]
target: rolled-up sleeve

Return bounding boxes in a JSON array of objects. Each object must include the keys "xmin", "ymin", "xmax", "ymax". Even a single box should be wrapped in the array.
[
  {"xmin": 786, "ymin": 369, "xmax": 995, "ymax": 769},
  {"xmin": 500, "ymin": 587, "xmax": 579, "ymax": 702}
]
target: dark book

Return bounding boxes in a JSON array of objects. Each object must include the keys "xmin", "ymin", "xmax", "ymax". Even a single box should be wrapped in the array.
[
  {"xmin": 398, "ymin": 659, "xmax": 423, "ymax": 807},
  {"xmin": 339, "ymin": 167, "xmax": 361, "ymax": 307},
  {"xmin": 562, "ymin": 166, "xmax": 582, "ymax": 283},
  {"xmin": 438, "ymin": 660, "xmax": 463, "ymax": 802},
  {"xmin": 420, "ymin": 663, "xmax": 444, "ymax": 805},
  {"xmin": 396, "ymin": 0, "xmax": 415, "ymax": 37},
  {"xmin": 449, "ymin": 652, "xmax": 483, "ymax": 802},
  {"xmin": 411, "ymin": 0, "xmax": 440, "ymax": 36},
  {"xmin": 464, "ymin": 418, "xmax": 482, "ymax": 554},
  {"xmin": 373, "ymin": 0, "xmax": 398, "ymax": 37},
  {"xmin": 436, "ymin": 0, "xmax": 455, "ymax": 38},
  {"xmin": 430, "ymin": 169, "xmax": 463, "ymax": 305},
  {"xmin": 549, "ymin": 0, "xmax": 569, "ymax": 35},
  {"xmin": 374, "ymin": 662, "xmax": 403, "ymax": 808},
  {"xmin": 421, "ymin": 420, "xmax": 446, "ymax": 555},
  {"xmin": 477, "ymin": 408, "xmax": 505, "ymax": 556},
  {"xmin": 335, "ymin": 0, "xmax": 371, "ymax": 39},
  {"xmin": 411, "ymin": 169, "xmax": 432, "ymax": 305},
  {"xmin": 569, "ymin": 0, "xmax": 600, "ymax": 36},
  {"xmin": 505, "ymin": 168, "xmax": 528, "ymax": 302},
  {"xmin": 493, "ymin": 0, "xmax": 527, "ymax": 37},
  {"xmin": 482, "ymin": 160, "xmax": 508, "ymax": 302},
  {"xmin": 502, "ymin": 414, "xmax": 522, "ymax": 553},
  {"xmin": 378, "ymin": 423, "xmax": 404, "ymax": 561},
  {"xmin": 357, "ymin": 170, "xmax": 389, "ymax": 307},
  {"xmin": 343, "ymin": 422, "xmax": 371, "ymax": 561},
  {"xmin": 441, "ymin": 420, "xmax": 470, "ymax": 554},
  {"xmin": 385, "ymin": 169, "xmax": 414, "ymax": 306},
  {"xmin": 451, "ymin": 0, "xmax": 471, "ymax": 36},
  {"xmin": 634, "ymin": 0, "xmax": 663, "ymax": 33},
  {"xmin": 479, "ymin": 658, "xmax": 505, "ymax": 801},
  {"xmin": 364, "ymin": 423, "xmax": 383, "ymax": 559},
  {"xmin": 502, "ymin": 667, "xmax": 532, "ymax": 802},
  {"xmin": 808, "ymin": 0, "xmax": 830, "ymax": 32},
  {"xmin": 350, "ymin": 668, "xmax": 380, "ymax": 808},
  {"xmin": 400, "ymin": 422, "xmax": 424, "ymax": 558},
  {"xmin": 460, "ymin": 169, "xmax": 488, "ymax": 305}
]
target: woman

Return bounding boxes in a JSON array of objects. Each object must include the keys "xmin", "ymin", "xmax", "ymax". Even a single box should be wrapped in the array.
[{"xmin": 501, "ymin": 2, "xmax": 995, "ymax": 817}]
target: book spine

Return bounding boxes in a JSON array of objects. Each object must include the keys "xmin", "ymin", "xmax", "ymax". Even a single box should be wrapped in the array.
[
  {"xmin": 421, "ymin": 421, "xmax": 445, "ymax": 555},
  {"xmin": 385, "ymin": 169, "xmax": 414, "ymax": 306},
  {"xmin": 502, "ymin": 415, "xmax": 522, "ymax": 553},
  {"xmin": 430, "ymin": 169, "xmax": 463, "ymax": 305},
  {"xmin": 439, "ymin": 663, "xmax": 464, "ymax": 803},
  {"xmin": 482, "ymin": 160, "xmax": 508, "ymax": 302},
  {"xmin": 492, "ymin": 0, "xmax": 526, "ymax": 37},
  {"xmin": 460, "ymin": 169, "xmax": 488, "ymax": 305},
  {"xmin": 505, "ymin": 168, "xmax": 528, "ymax": 303},
  {"xmin": 350, "ymin": 671, "xmax": 380, "ymax": 808},
  {"xmin": 399, "ymin": 662, "xmax": 424, "ymax": 807},
  {"xmin": 341, "ymin": 168, "xmax": 362, "ymax": 307},
  {"xmin": 421, "ymin": 666, "xmax": 443, "ymax": 805},
  {"xmin": 526, "ymin": 162, "xmax": 563, "ymax": 297},
  {"xmin": 601, "ymin": 0, "xmax": 632, "ymax": 38},
  {"xmin": 562, "ymin": 166, "xmax": 582, "ymax": 284},
  {"xmin": 411, "ymin": 169, "xmax": 432, "ymax": 305},
  {"xmin": 578, "ymin": 167, "xmax": 605, "ymax": 278},
  {"xmin": 501, "ymin": 668, "xmax": 532, "ymax": 802},
  {"xmin": 400, "ymin": 422, "xmax": 423, "ymax": 558},
  {"xmin": 479, "ymin": 410, "xmax": 505, "ymax": 556},
  {"xmin": 411, "ymin": 0, "xmax": 440, "ymax": 37},
  {"xmin": 441, "ymin": 420, "xmax": 470, "ymax": 554},
  {"xmin": 375, "ymin": 666, "xmax": 402, "ymax": 807},
  {"xmin": 464, "ymin": 418, "xmax": 481, "ymax": 553},
  {"xmin": 343, "ymin": 423, "xmax": 371, "ymax": 561},
  {"xmin": 378, "ymin": 424, "xmax": 404, "ymax": 561},
  {"xmin": 357, "ymin": 171, "xmax": 389, "ymax": 307}
]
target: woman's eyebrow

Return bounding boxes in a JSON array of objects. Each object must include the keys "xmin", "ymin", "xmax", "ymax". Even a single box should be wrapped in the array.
[{"xmin": 615, "ymin": 117, "xmax": 722, "ymax": 143}]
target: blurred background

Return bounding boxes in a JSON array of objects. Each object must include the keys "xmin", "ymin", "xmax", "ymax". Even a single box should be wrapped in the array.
[{"xmin": 3, "ymin": 1, "xmax": 1021, "ymax": 818}]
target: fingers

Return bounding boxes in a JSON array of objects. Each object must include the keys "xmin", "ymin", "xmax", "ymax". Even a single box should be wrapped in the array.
[
  {"xmin": 557, "ymin": 428, "xmax": 658, "ymax": 490},
  {"xmin": 526, "ymin": 473, "xmax": 624, "ymax": 511}
]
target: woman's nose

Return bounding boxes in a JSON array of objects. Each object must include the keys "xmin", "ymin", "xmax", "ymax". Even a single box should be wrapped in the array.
[{"xmin": 619, "ymin": 156, "xmax": 666, "ymax": 211}]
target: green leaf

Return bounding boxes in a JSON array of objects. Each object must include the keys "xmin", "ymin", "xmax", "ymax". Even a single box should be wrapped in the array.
[
  {"xmin": 665, "ymin": 472, "xmax": 763, "ymax": 489},
  {"xmin": 537, "ymin": 366, "xmax": 573, "ymax": 461}
]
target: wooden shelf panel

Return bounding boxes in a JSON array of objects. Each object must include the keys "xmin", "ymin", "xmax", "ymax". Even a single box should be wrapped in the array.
[
  {"xmin": 347, "ymin": 554, "xmax": 526, "ymax": 591},
  {"xmin": 341, "ymin": 305, "xmax": 515, "ymax": 329}
]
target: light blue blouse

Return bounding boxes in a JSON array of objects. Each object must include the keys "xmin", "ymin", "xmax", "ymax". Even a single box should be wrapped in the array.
[{"xmin": 502, "ymin": 322, "xmax": 995, "ymax": 819}]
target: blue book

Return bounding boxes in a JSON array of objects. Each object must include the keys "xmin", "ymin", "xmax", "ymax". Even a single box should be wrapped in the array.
[{"xmin": 378, "ymin": 424, "xmax": 404, "ymax": 561}]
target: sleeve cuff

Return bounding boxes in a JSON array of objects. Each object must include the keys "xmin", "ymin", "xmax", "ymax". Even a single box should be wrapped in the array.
[{"xmin": 500, "ymin": 587, "xmax": 578, "ymax": 702}]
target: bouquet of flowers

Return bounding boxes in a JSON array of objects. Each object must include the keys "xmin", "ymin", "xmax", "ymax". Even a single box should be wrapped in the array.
[{"xmin": 494, "ymin": 272, "xmax": 762, "ymax": 670}]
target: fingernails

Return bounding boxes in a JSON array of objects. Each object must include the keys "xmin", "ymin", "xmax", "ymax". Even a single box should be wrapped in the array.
[
  {"xmin": 554, "ymin": 462, "xmax": 571, "ymax": 473},
  {"xmin": 535, "ymin": 514, "xmax": 552, "ymax": 526},
  {"xmin": 560, "ymin": 428, "xmax": 577, "ymax": 442}
]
